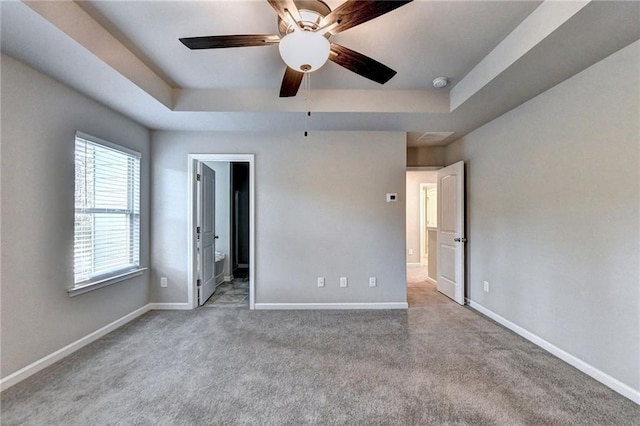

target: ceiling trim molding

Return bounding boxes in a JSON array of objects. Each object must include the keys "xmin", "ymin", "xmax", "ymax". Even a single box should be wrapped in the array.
[
  {"xmin": 24, "ymin": 0, "xmax": 173, "ymax": 108},
  {"xmin": 173, "ymin": 88, "xmax": 449, "ymax": 113},
  {"xmin": 450, "ymin": 0, "xmax": 591, "ymax": 111}
]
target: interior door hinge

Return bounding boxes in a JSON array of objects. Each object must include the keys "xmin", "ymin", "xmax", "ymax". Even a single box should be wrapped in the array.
[
  {"xmin": 196, "ymin": 173, "xmax": 201, "ymax": 181},
  {"xmin": 196, "ymin": 226, "xmax": 200, "ymax": 233},
  {"xmin": 196, "ymin": 279, "xmax": 201, "ymax": 287}
]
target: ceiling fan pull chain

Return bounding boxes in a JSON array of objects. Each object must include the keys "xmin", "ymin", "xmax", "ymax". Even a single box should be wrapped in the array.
[
  {"xmin": 304, "ymin": 72, "xmax": 310, "ymax": 101},
  {"xmin": 304, "ymin": 72, "xmax": 311, "ymax": 137}
]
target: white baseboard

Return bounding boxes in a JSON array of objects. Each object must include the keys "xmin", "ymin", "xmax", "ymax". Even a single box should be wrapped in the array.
[
  {"xmin": 468, "ymin": 300, "xmax": 640, "ymax": 405},
  {"xmin": 406, "ymin": 263, "xmax": 422, "ymax": 267},
  {"xmin": 224, "ymin": 275, "xmax": 234, "ymax": 282},
  {"xmin": 425, "ymin": 277, "xmax": 437, "ymax": 285},
  {"xmin": 254, "ymin": 302, "xmax": 408, "ymax": 310},
  {"xmin": 148, "ymin": 303, "xmax": 191, "ymax": 310},
  {"xmin": 0, "ymin": 304, "xmax": 151, "ymax": 392},
  {"xmin": 1, "ymin": 302, "xmax": 194, "ymax": 391}
]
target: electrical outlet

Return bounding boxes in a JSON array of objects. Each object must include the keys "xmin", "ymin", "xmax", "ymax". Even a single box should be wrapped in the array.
[
  {"xmin": 161, "ymin": 277, "xmax": 168, "ymax": 288},
  {"xmin": 317, "ymin": 277, "xmax": 325, "ymax": 288},
  {"xmin": 483, "ymin": 281, "xmax": 489, "ymax": 292},
  {"xmin": 369, "ymin": 277, "xmax": 377, "ymax": 287},
  {"xmin": 340, "ymin": 277, "xmax": 348, "ymax": 288}
]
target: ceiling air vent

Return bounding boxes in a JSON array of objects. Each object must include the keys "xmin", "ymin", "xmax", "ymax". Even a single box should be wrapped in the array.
[{"xmin": 414, "ymin": 131, "xmax": 455, "ymax": 146}]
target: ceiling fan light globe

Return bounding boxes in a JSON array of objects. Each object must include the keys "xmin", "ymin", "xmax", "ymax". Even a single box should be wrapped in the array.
[{"xmin": 278, "ymin": 31, "xmax": 330, "ymax": 72}]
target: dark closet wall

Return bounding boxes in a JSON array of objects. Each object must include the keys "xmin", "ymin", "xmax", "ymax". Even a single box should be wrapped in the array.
[{"xmin": 231, "ymin": 162, "xmax": 250, "ymax": 269}]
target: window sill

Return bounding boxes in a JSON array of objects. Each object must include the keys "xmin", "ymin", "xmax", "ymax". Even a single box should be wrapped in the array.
[{"xmin": 68, "ymin": 268, "xmax": 147, "ymax": 297}]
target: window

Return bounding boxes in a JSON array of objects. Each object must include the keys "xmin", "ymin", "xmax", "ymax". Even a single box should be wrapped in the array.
[{"xmin": 74, "ymin": 132, "xmax": 141, "ymax": 289}]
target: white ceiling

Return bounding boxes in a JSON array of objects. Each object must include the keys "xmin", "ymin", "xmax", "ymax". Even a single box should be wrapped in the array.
[
  {"xmin": 77, "ymin": 0, "xmax": 540, "ymax": 90},
  {"xmin": 1, "ymin": 0, "xmax": 639, "ymax": 144}
]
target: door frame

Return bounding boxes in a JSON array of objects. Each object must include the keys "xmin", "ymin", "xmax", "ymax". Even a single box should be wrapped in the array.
[
  {"xmin": 419, "ymin": 183, "xmax": 436, "ymax": 266},
  {"xmin": 187, "ymin": 154, "xmax": 255, "ymax": 309}
]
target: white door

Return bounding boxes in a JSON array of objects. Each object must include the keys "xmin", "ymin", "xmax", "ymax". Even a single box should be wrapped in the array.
[
  {"xmin": 197, "ymin": 163, "xmax": 216, "ymax": 305},
  {"xmin": 437, "ymin": 161, "xmax": 465, "ymax": 305}
]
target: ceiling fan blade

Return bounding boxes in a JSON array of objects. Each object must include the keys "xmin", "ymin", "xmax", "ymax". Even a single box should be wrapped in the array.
[
  {"xmin": 267, "ymin": 0, "xmax": 302, "ymax": 27},
  {"xmin": 179, "ymin": 35, "xmax": 280, "ymax": 49},
  {"xmin": 319, "ymin": 0, "xmax": 413, "ymax": 34},
  {"xmin": 280, "ymin": 67, "xmax": 304, "ymax": 97},
  {"xmin": 329, "ymin": 43, "xmax": 396, "ymax": 85}
]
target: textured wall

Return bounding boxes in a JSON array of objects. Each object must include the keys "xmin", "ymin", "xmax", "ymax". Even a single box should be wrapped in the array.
[
  {"xmin": 445, "ymin": 41, "xmax": 640, "ymax": 391},
  {"xmin": 407, "ymin": 146, "xmax": 445, "ymax": 168},
  {"xmin": 150, "ymin": 131, "xmax": 407, "ymax": 305},
  {"xmin": 0, "ymin": 55, "xmax": 150, "ymax": 378}
]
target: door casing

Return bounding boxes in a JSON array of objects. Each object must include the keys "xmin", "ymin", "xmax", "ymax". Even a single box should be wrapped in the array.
[{"xmin": 188, "ymin": 154, "xmax": 255, "ymax": 309}]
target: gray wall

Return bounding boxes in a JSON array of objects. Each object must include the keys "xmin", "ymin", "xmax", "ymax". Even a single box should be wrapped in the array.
[
  {"xmin": 407, "ymin": 146, "xmax": 445, "ymax": 167},
  {"xmin": 0, "ymin": 55, "xmax": 150, "ymax": 378},
  {"xmin": 150, "ymin": 131, "xmax": 407, "ymax": 305},
  {"xmin": 405, "ymin": 171, "xmax": 436, "ymax": 264},
  {"xmin": 445, "ymin": 41, "xmax": 640, "ymax": 391}
]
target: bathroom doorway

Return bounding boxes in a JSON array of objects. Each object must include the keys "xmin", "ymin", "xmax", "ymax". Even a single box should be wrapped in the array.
[{"xmin": 188, "ymin": 154, "xmax": 255, "ymax": 309}]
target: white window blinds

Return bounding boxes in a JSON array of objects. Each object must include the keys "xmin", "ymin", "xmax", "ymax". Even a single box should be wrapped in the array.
[{"xmin": 74, "ymin": 133, "xmax": 141, "ymax": 286}]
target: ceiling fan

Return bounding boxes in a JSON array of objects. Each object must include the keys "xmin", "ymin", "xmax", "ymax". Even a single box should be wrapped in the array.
[{"xmin": 179, "ymin": 0, "xmax": 413, "ymax": 97}]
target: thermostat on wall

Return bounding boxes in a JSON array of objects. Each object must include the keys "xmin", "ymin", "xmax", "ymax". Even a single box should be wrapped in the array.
[{"xmin": 386, "ymin": 193, "xmax": 398, "ymax": 202}]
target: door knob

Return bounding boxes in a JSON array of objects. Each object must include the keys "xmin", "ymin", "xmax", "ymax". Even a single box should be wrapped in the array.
[{"xmin": 454, "ymin": 237, "xmax": 467, "ymax": 242}]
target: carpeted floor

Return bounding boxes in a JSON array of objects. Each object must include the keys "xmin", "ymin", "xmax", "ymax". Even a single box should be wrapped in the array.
[
  {"xmin": 407, "ymin": 264, "xmax": 448, "ymax": 308},
  {"xmin": 2, "ymin": 281, "xmax": 639, "ymax": 425}
]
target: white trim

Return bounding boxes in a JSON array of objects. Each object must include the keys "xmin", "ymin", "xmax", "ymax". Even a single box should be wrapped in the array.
[
  {"xmin": 0, "ymin": 304, "xmax": 151, "ymax": 392},
  {"xmin": 468, "ymin": 301, "xmax": 640, "ymax": 405},
  {"xmin": 406, "ymin": 262, "xmax": 422, "ymax": 267},
  {"xmin": 406, "ymin": 166, "xmax": 442, "ymax": 171},
  {"xmin": 254, "ymin": 302, "xmax": 408, "ymax": 310},
  {"xmin": 188, "ymin": 154, "xmax": 255, "ymax": 310},
  {"xmin": 419, "ymin": 183, "xmax": 426, "ymax": 266},
  {"xmin": 419, "ymin": 183, "xmax": 436, "ymax": 266},
  {"xmin": 75, "ymin": 131, "xmax": 141, "ymax": 158},
  {"xmin": 248, "ymin": 158, "xmax": 255, "ymax": 310},
  {"xmin": 425, "ymin": 277, "xmax": 437, "ymax": 285},
  {"xmin": 147, "ymin": 303, "xmax": 192, "ymax": 310},
  {"xmin": 68, "ymin": 268, "xmax": 147, "ymax": 297},
  {"xmin": 224, "ymin": 275, "xmax": 234, "ymax": 282}
]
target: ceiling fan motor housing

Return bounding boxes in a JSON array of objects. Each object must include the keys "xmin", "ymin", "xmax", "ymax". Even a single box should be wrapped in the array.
[{"xmin": 278, "ymin": 0, "xmax": 332, "ymax": 35}]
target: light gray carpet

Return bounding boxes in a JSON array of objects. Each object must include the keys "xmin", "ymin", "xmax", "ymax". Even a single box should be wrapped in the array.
[{"xmin": 2, "ymin": 294, "xmax": 639, "ymax": 424}]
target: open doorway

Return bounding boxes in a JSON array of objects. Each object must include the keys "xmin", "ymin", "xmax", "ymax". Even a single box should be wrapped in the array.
[
  {"xmin": 406, "ymin": 169, "xmax": 439, "ymax": 306},
  {"xmin": 195, "ymin": 161, "xmax": 250, "ymax": 308},
  {"xmin": 188, "ymin": 154, "xmax": 255, "ymax": 310}
]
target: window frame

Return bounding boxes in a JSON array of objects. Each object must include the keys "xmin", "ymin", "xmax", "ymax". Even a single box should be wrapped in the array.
[{"xmin": 69, "ymin": 131, "xmax": 145, "ymax": 297}]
